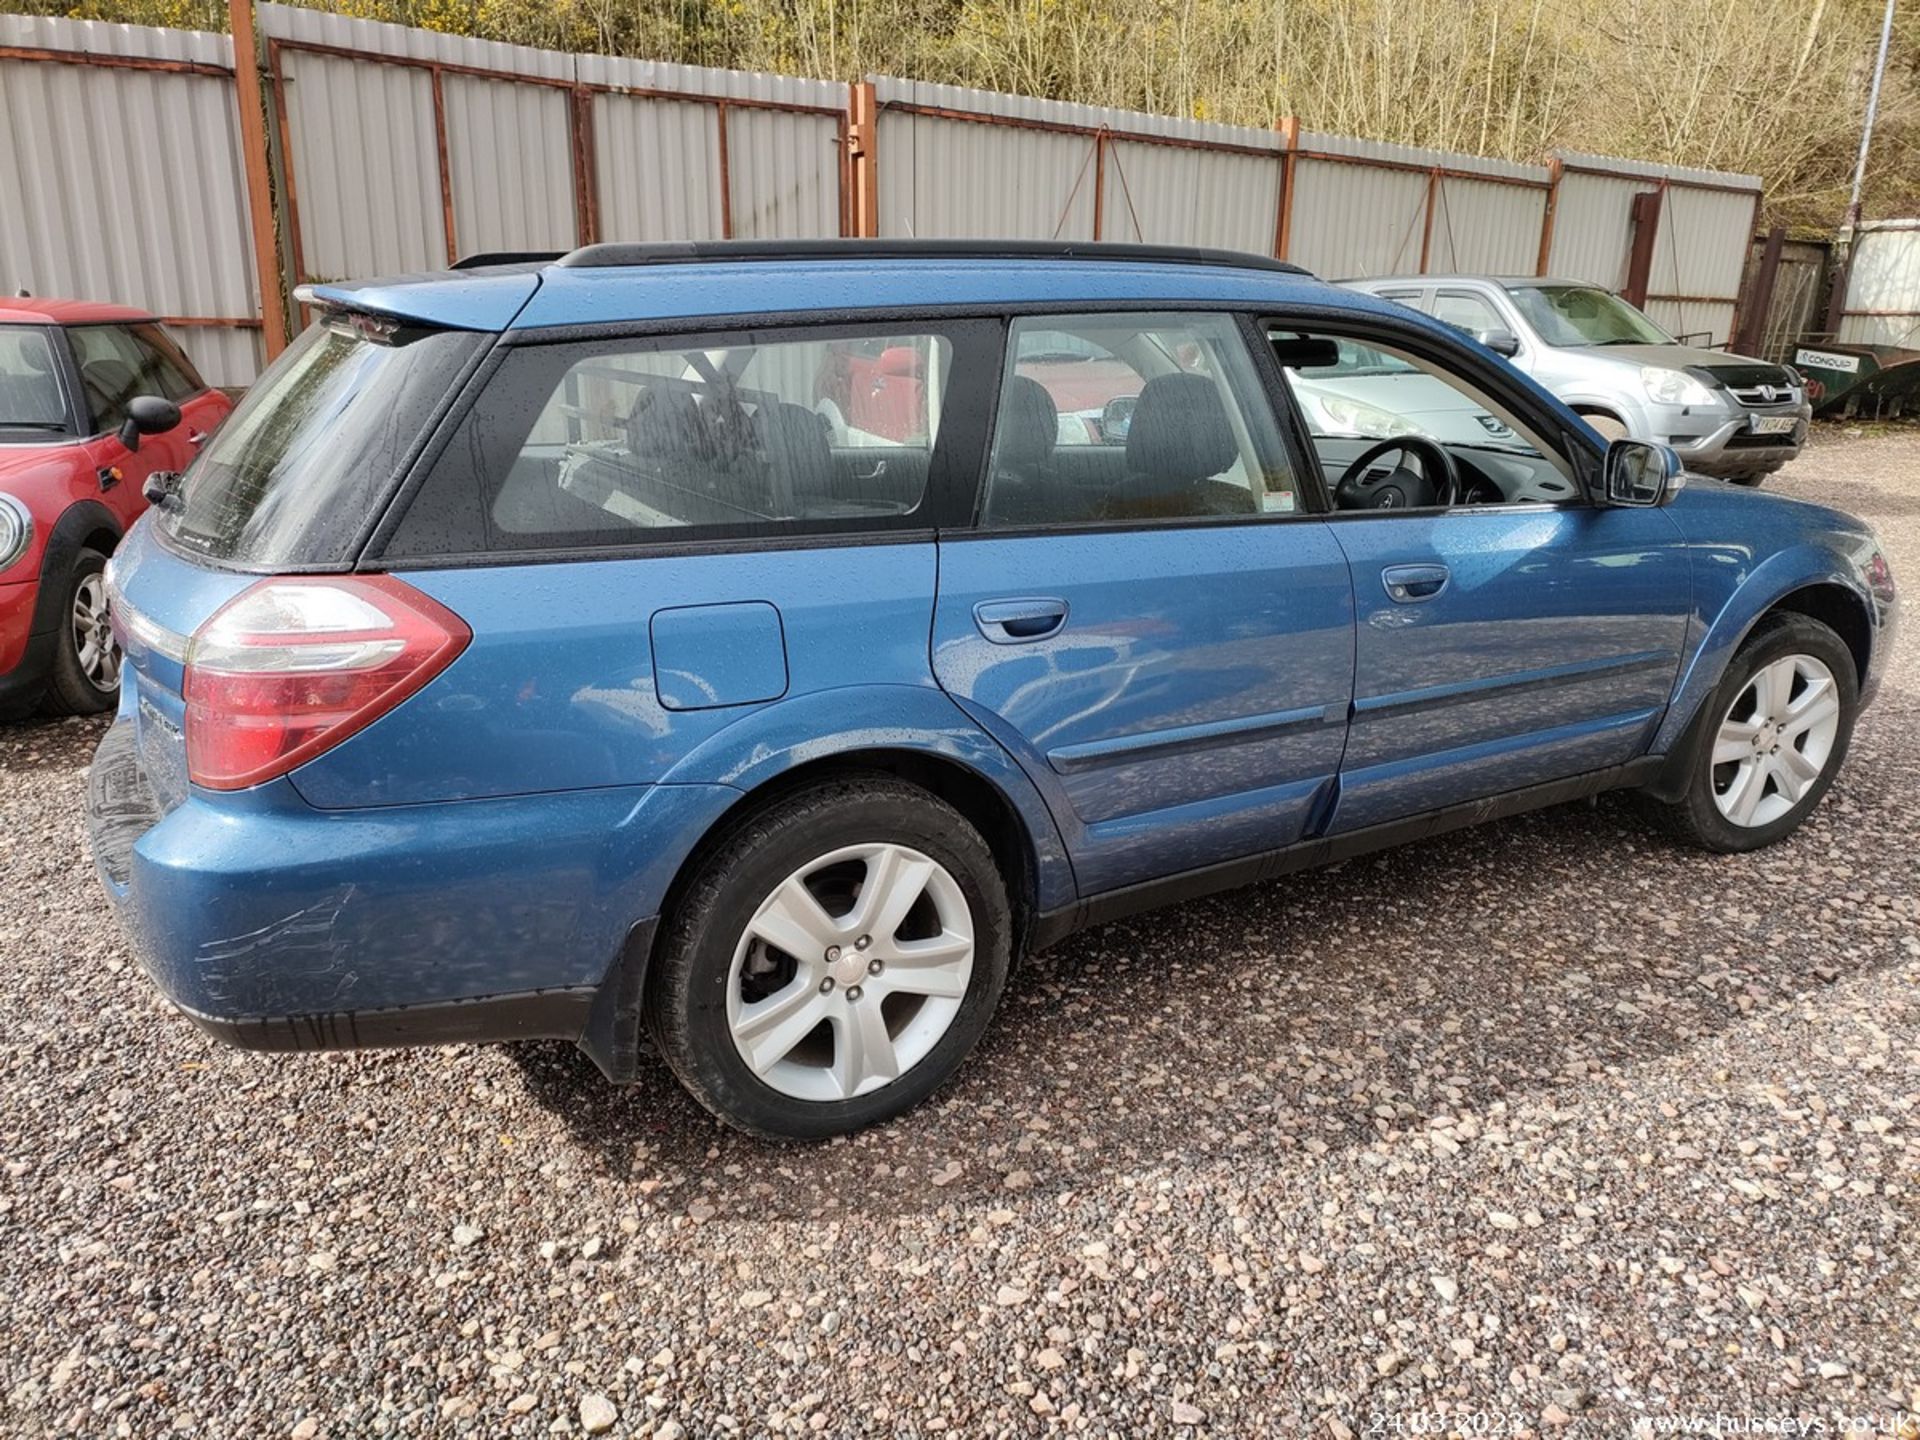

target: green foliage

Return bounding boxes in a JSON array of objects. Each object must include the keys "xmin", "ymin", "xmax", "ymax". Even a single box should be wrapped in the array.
[{"xmin": 27, "ymin": 0, "xmax": 1919, "ymax": 228}]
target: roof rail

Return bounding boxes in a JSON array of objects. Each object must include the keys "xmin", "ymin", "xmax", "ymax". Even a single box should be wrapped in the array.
[
  {"xmin": 552, "ymin": 239, "xmax": 1312, "ymax": 276},
  {"xmin": 452, "ymin": 251, "xmax": 565, "ymax": 270}
]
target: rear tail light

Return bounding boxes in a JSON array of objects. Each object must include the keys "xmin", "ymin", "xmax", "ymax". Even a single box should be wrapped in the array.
[{"xmin": 184, "ymin": 575, "xmax": 470, "ymax": 790}]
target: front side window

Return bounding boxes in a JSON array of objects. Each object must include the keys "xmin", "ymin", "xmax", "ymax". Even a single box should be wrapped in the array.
[
  {"xmin": 0, "ymin": 327, "xmax": 68, "ymax": 437},
  {"xmin": 392, "ymin": 325, "xmax": 964, "ymax": 556},
  {"xmin": 67, "ymin": 325, "xmax": 152, "ymax": 432},
  {"xmin": 1273, "ymin": 328, "xmax": 1578, "ymax": 511},
  {"xmin": 1432, "ymin": 290, "xmax": 1504, "ymax": 337},
  {"xmin": 129, "ymin": 324, "xmax": 203, "ymax": 401},
  {"xmin": 1506, "ymin": 285, "xmax": 1672, "ymax": 347},
  {"xmin": 981, "ymin": 312, "xmax": 1296, "ymax": 527}
]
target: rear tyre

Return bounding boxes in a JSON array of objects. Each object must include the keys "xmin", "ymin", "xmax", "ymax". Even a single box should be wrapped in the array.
[
  {"xmin": 647, "ymin": 776, "xmax": 1013, "ymax": 1139},
  {"xmin": 1637, "ymin": 614, "xmax": 1856, "ymax": 853},
  {"xmin": 43, "ymin": 548, "xmax": 121, "ymax": 716}
]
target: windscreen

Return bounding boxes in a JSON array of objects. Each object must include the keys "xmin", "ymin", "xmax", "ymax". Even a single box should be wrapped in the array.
[
  {"xmin": 157, "ymin": 314, "xmax": 482, "ymax": 566},
  {"xmin": 0, "ymin": 327, "xmax": 69, "ymax": 436},
  {"xmin": 1507, "ymin": 286, "xmax": 1673, "ymax": 347}
]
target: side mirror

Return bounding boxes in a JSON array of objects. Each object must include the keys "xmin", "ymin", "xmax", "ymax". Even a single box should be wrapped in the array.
[
  {"xmin": 118, "ymin": 394, "xmax": 181, "ymax": 453},
  {"xmin": 1100, "ymin": 395, "xmax": 1138, "ymax": 443},
  {"xmin": 1603, "ymin": 438, "xmax": 1684, "ymax": 507},
  {"xmin": 1477, "ymin": 328, "xmax": 1521, "ymax": 358}
]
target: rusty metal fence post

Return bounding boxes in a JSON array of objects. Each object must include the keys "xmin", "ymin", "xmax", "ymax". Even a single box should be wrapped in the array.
[
  {"xmin": 848, "ymin": 81, "xmax": 879, "ymax": 238},
  {"xmin": 227, "ymin": 0, "xmax": 289, "ymax": 360},
  {"xmin": 1272, "ymin": 115, "xmax": 1298, "ymax": 260}
]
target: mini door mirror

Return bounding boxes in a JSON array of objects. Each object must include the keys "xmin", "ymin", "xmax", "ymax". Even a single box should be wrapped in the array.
[
  {"xmin": 1100, "ymin": 395, "xmax": 1138, "ymax": 443},
  {"xmin": 118, "ymin": 394, "xmax": 182, "ymax": 453},
  {"xmin": 1477, "ymin": 327, "xmax": 1521, "ymax": 358},
  {"xmin": 1604, "ymin": 438, "xmax": 1684, "ymax": 507}
]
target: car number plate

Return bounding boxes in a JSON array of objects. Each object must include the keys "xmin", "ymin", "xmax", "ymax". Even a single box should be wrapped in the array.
[{"xmin": 1749, "ymin": 415, "xmax": 1797, "ymax": 436}]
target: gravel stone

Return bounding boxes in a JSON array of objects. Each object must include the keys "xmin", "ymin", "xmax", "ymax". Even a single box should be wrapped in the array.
[
  {"xmin": 577, "ymin": 1392, "xmax": 616, "ymax": 1432},
  {"xmin": 1, "ymin": 430, "xmax": 1917, "ymax": 1433}
]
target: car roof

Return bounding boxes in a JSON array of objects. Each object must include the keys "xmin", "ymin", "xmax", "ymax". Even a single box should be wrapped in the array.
[
  {"xmin": 300, "ymin": 240, "xmax": 1363, "ymax": 334},
  {"xmin": 1340, "ymin": 274, "xmax": 1598, "ymax": 291},
  {"xmin": 0, "ymin": 296, "xmax": 157, "ymax": 325}
]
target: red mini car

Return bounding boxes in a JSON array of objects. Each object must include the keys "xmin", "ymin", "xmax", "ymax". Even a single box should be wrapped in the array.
[{"xmin": 0, "ymin": 300, "xmax": 232, "ymax": 717}]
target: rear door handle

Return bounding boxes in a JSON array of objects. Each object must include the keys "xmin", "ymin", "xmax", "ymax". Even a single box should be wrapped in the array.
[
  {"xmin": 1381, "ymin": 563, "xmax": 1450, "ymax": 602},
  {"xmin": 974, "ymin": 597, "xmax": 1069, "ymax": 643}
]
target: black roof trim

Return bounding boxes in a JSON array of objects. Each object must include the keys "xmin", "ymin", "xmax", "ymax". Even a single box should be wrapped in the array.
[
  {"xmin": 551, "ymin": 239, "xmax": 1313, "ymax": 276},
  {"xmin": 451, "ymin": 251, "xmax": 566, "ymax": 270}
]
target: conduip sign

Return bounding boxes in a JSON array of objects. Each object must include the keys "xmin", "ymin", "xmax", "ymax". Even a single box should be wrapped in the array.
[{"xmin": 1796, "ymin": 347, "xmax": 1862, "ymax": 374}]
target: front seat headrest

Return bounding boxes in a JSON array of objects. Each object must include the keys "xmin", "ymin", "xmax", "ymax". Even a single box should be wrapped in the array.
[
  {"xmin": 996, "ymin": 375, "xmax": 1058, "ymax": 471},
  {"xmin": 1124, "ymin": 372, "xmax": 1237, "ymax": 483}
]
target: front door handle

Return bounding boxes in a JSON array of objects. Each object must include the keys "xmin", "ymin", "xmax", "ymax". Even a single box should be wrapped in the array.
[
  {"xmin": 974, "ymin": 597, "xmax": 1069, "ymax": 643},
  {"xmin": 1382, "ymin": 563, "xmax": 1450, "ymax": 602}
]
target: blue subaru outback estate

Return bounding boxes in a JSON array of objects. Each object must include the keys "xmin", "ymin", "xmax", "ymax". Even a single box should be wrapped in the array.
[{"xmin": 88, "ymin": 241, "xmax": 1898, "ymax": 1137}]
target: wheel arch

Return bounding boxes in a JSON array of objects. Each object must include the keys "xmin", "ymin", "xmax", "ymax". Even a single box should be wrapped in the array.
[
  {"xmin": 1765, "ymin": 582, "xmax": 1872, "ymax": 687},
  {"xmin": 578, "ymin": 694, "xmax": 1078, "ymax": 1085},
  {"xmin": 1645, "ymin": 570, "xmax": 1873, "ymax": 802},
  {"xmin": 661, "ymin": 745, "xmax": 1051, "ymax": 961},
  {"xmin": 28, "ymin": 500, "xmax": 122, "ymax": 632}
]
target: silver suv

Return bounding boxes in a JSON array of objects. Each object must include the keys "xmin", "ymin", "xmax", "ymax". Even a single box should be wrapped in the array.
[{"xmin": 1341, "ymin": 276, "xmax": 1810, "ymax": 486}]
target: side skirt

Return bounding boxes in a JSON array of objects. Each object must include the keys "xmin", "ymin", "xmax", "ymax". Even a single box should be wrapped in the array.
[{"xmin": 1029, "ymin": 757, "xmax": 1663, "ymax": 949}]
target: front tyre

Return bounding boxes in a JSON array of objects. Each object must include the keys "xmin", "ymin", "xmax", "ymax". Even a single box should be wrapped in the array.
[
  {"xmin": 648, "ymin": 776, "xmax": 1012, "ymax": 1138},
  {"xmin": 1640, "ymin": 613, "xmax": 1857, "ymax": 853},
  {"xmin": 44, "ymin": 548, "xmax": 121, "ymax": 715}
]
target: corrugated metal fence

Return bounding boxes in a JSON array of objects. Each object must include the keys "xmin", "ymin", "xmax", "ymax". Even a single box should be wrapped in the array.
[
  {"xmin": 0, "ymin": 13, "xmax": 263, "ymax": 385},
  {"xmin": 1838, "ymin": 220, "xmax": 1920, "ymax": 349},
  {"xmin": 0, "ymin": 6, "xmax": 1768, "ymax": 387}
]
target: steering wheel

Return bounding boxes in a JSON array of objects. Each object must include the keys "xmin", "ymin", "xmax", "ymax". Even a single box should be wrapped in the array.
[{"xmin": 1334, "ymin": 436, "xmax": 1462, "ymax": 510}]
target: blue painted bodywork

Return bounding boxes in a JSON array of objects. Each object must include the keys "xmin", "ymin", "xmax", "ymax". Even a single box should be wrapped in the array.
[
  {"xmin": 1324, "ymin": 504, "xmax": 1691, "ymax": 830},
  {"xmin": 651, "ymin": 602, "xmax": 788, "ymax": 711},
  {"xmin": 96, "ymin": 252, "xmax": 1899, "ymax": 1045},
  {"xmin": 932, "ymin": 523, "xmax": 1354, "ymax": 892}
]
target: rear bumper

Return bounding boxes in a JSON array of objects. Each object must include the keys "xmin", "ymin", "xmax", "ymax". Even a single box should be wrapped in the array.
[{"xmin": 87, "ymin": 717, "xmax": 729, "ymax": 1059}]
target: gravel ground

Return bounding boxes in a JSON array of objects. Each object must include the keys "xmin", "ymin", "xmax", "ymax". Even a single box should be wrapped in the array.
[{"xmin": 2, "ymin": 429, "xmax": 1917, "ymax": 1440}]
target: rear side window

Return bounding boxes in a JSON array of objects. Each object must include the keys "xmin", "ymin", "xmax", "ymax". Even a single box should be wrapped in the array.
[
  {"xmin": 387, "ymin": 322, "xmax": 988, "ymax": 556},
  {"xmin": 159, "ymin": 315, "xmax": 484, "ymax": 567},
  {"xmin": 980, "ymin": 312, "xmax": 1297, "ymax": 528}
]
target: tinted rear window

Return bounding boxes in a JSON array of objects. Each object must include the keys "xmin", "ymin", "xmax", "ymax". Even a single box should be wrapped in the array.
[
  {"xmin": 158, "ymin": 315, "xmax": 483, "ymax": 566},
  {"xmin": 383, "ymin": 320, "xmax": 1000, "ymax": 558}
]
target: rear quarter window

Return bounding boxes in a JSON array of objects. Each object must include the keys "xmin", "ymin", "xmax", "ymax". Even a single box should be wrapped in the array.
[
  {"xmin": 159, "ymin": 316, "xmax": 483, "ymax": 568},
  {"xmin": 383, "ymin": 320, "xmax": 998, "ymax": 558}
]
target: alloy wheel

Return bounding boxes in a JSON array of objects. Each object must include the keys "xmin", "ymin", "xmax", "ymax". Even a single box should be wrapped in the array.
[
  {"xmin": 1711, "ymin": 652, "xmax": 1841, "ymax": 828},
  {"xmin": 726, "ymin": 843, "xmax": 975, "ymax": 1102},
  {"xmin": 71, "ymin": 573, "xmax": 120, "ymax": 693}
]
